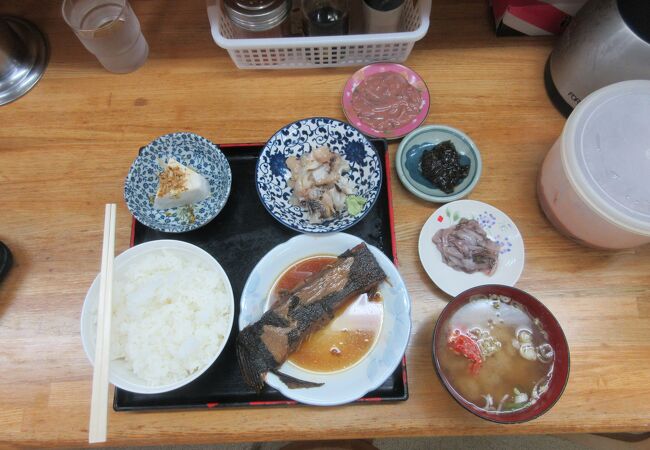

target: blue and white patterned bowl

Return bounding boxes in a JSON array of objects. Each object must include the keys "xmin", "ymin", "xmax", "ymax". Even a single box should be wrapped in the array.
[
  {"xmin": 124, "ymin": 132, "xmax": 232, "ymax": 233},
  {"xmin": 256, "ymin": 117, "xmax": 382, "ymax": 233}
]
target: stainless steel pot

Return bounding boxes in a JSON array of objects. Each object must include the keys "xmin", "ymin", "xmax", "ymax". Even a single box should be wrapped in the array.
[{"xmin": 545, "ymin": 0, "xmax": 650, "ymax": 116}]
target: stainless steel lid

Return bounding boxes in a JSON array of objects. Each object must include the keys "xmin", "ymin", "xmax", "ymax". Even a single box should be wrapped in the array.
[
  {"xmin": 224, "ymin": 0, "xmax": 290, "ymax": 32},
  {"xmin": 0, "ymin": 16, "xmax": 49, "ymax": 106}
]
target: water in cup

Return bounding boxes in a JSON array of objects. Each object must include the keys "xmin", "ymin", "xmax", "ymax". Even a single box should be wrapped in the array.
[{"xmin": 63, "ymin": 0, "xmax": 148, "ymax": 73}]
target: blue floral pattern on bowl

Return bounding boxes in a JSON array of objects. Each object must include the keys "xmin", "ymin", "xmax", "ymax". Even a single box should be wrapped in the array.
[
  {"xmin": 124, "ymin": 132, "xmax": 232, "ymax": 233},
  {"xmin": 256, "ymin": 118, "xmax": 382, "ymax": 233}
]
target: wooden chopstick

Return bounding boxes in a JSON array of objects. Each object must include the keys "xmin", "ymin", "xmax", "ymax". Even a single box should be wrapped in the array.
[{"xmin": 88, "ymin": 204, "xmax": 116, "ymax": 444}]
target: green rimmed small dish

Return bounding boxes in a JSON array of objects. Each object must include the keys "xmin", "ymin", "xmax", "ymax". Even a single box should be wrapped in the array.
[{"xmin": 396, "ymin": 125, "xmax": 482, "ymax": 203}]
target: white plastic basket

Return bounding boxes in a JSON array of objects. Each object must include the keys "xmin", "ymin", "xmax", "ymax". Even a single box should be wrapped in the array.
[{"xmin": 207, "ymin": 0, "xmax": 431, "ymax": 69}]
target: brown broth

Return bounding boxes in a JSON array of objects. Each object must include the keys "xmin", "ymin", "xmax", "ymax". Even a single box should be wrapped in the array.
[
  {"xmin": 269, "ymin": 256, "xmax": 383, "ymax": 373},
  {"xmin": 436, "ymin": 296, "xmax": 553, "ymax": 413}
]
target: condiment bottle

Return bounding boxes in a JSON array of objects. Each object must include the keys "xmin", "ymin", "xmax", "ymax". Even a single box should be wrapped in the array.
[
  {"xmin": 224, "ymin": 0, "xmax": 291, "ymax": 38},
  {"xmin": 362, "ymin": 0, "xmax": 405, "ymax": 34},
  {"xmin": 301, "ymin": 0, "xmax": 350, "ymax": 36}
]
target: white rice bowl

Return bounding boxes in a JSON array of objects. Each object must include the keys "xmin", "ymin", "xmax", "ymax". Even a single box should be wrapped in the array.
[{"xmin": 81, "ymin": 240, "xmax": 234, "ymax": 394}]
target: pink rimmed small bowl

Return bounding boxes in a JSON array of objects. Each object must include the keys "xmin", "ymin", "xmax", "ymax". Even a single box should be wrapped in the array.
[{"xmin": 342, "ymin": 63, "xmax": 430, "ymax": 140}]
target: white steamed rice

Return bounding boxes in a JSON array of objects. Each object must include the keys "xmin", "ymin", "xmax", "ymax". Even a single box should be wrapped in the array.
[{"xmin": 99, "ymin": 249, "xmax": 231, "ymax": 386}]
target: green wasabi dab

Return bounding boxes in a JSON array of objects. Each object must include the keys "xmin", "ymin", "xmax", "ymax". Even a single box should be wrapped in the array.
[{"xmin": 346, "ymin": 195, "xmax": 367, "ymax": 216}]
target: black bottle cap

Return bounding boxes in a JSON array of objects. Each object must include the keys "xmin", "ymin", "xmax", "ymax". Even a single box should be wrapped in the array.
[
  {"xmin": 363, "ymin": 0, "xmax": 405, "ymax": 12},
  {"xmin": 617, "ymin": 0, "xmax": 650, "ymax": 43},
  {"xmin": 0, "ymin": 241, "xmax": 12, "ymax": 283}
]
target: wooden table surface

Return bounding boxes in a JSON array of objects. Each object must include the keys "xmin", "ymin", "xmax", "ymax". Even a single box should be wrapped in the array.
[{"xmin": 1, "ymin": 0, "xmax": 649, "ymax": 448}]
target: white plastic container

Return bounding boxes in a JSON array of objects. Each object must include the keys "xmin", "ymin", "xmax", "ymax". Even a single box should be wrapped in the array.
[
  {"xmin": 206, "ymin": 0, "xmax": 430, "ymax": 69},
  {"xmin": 538, "ymin": 80, "xmax": 650, "ymax": 249}
]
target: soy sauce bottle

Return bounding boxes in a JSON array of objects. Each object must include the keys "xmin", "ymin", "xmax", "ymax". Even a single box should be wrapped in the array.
[{"xmin": 302, "ymin": 0, "xmax": 349, "ymax": 36}]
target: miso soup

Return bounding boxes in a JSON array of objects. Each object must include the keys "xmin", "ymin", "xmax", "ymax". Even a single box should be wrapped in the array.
[{"xmin": 436, "ymin": 294, "xmax": 554, "ymax": 413}]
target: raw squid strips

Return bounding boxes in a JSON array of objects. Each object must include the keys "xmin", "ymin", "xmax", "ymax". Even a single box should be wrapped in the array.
[{"xmin": 351, "ymin": 72, "xmax": 423, "ymax": 132}]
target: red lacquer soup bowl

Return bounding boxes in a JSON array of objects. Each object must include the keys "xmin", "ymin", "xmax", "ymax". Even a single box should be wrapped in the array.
[{"xmin": 432, "ymin": 284, "xmax": 570, "ymax": 424}]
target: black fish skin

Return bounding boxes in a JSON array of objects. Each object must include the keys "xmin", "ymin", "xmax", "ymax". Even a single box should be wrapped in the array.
[
  {"xmin": 270, "ymin": 369, "xmax": 325, "ymax": 389},
  {"xmin": 237, "ymin": 243, "xmax": 387, "ymax": 392}
]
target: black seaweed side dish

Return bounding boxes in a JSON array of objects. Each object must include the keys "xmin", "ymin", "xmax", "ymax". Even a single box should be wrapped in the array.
[{"xmin": 420, "ymin": 140, "xmax": 470, "ymax": 194}]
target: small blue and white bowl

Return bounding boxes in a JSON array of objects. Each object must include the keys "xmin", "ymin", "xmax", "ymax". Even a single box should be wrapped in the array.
[
  {"xmin": 396, "ymin": 125, "xmax": 482, "ymax": 203},
  {"xmin": 124, "ymin": 132, "xmax": 232, "ymax": 233},
  {"xmin": 256, "ymin": 117, "xmax": 382, "ymax": 233}
]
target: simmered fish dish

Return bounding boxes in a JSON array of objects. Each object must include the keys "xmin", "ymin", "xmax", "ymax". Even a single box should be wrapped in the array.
[
  {"xmin": 237, "ymin": 243, "xmax": 386, "ymax": 392},
  {"xmin": 270, "ymin": 256, "xmax": 384, "ymax": 373}
]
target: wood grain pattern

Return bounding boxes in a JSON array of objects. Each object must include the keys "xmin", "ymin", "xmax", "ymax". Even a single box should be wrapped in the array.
[{"xmin": 1, "ymin": 0, "xmax": 649, "ymax": 448}]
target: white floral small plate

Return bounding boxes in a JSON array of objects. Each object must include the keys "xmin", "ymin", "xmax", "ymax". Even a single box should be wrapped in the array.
[
  {"xmin": 239, "ymin": 233, "xmax": 411, "ymax": 406},
  {"xmin": 418, "ymin": 199, "xmax": 525, "ymax": 296}
]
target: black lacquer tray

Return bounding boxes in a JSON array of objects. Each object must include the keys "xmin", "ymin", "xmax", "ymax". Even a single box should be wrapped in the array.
[{"xmin": 114, "ymin": 140, "xmax": 408, "ymax": 410}]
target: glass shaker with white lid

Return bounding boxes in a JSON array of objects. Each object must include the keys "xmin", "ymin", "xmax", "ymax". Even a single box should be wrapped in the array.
[{"xmin": 224, "ymin": 0, "xmax": 291, "ymax": 38}]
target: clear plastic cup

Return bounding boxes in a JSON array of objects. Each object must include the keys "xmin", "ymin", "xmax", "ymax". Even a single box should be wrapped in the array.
[
  {"xmin": 538, "ymin": 80, "xmax": 650, "ymax": 249},
  {"xmin": 62, "ymin": 0, "xmax": 148, "ymax": 73}
]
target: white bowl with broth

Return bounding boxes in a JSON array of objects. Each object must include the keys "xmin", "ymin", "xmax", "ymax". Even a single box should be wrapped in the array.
[
  {"xmin": 239, "ymin": 232, "xmax": 411, "ymax": 406},
  {"xmin": 432, "ymin": 285, "xmax": 570, "ymax": 423}
]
